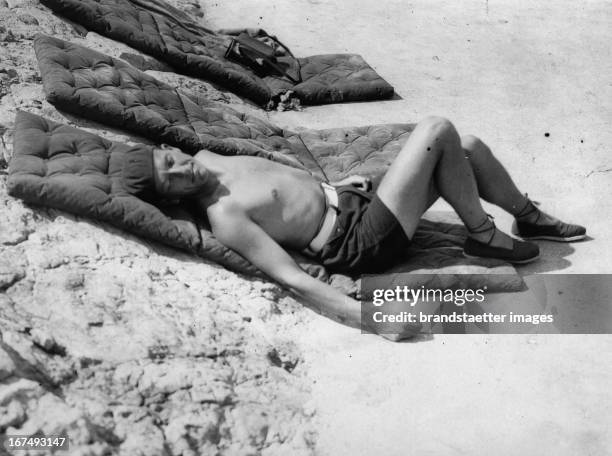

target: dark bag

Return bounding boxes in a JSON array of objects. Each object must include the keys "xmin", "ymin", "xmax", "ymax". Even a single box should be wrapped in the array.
[{"xmin": 225, "ymin": 32, "xmax": 301, "ymax": 83}]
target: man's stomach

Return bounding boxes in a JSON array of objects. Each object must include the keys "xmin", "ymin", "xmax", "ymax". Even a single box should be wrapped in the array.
[{"xmin": 250, "ymin": 180, "xmax": 326, "ymax": 250}]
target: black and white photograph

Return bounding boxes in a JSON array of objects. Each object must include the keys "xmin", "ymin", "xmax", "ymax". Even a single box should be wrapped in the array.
[{"xmin": 0, "ymin": 0, "xmax": 610, "ymax": 454}]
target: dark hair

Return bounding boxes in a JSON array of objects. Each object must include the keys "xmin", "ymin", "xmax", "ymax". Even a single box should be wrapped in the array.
[{"xmin": 121, "ymin": 145, "xmax": 156, "ymax": 202}]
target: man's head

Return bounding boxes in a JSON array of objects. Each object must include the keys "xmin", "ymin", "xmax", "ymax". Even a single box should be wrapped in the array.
[
  {"xmin": 122, "ymin": 144, "xmax": 209, "ymax": 202},
  {"xmin": 152, "ymin": 144, "xmax": 209, "ymax": 198}
]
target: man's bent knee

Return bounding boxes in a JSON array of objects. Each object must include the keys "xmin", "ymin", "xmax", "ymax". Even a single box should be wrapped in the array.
[
  {"xmin": 461, "ymin": 135, "xmax": 491, "ymax": 161},
  {"xmin": 461, "ymin": 134, "xmax": 483, "ymax": 151},
  {"xmin": 417, "ymin": 116, "xmax": 457, "ymax": 145},
  {"xmin": 419, "ymin": 115, "xmax": 455, "ymax": 131}
]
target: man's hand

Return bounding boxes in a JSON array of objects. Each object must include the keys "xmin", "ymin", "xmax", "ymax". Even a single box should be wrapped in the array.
[
  {"xmin": 362, "ymin": 300, "xmax": 423, "ymax": 342},
  {"xmin": 330, "ymin": 175, "xmax": 372, "ymax": 191}
]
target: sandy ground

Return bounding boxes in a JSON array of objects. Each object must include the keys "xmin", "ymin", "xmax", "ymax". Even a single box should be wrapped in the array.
[{"xmin": 206, "ymin": 1, "xmax": 612, "ymax": 454}]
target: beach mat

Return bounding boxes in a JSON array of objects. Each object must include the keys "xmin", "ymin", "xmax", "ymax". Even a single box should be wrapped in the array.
[
  {"xmin": 33, "ymin": 34, "xmax": 406, "ymax": 184},
  {"xmin": 8, "ymin": 112, "xmax": 522, "ymax": 292},
  {"xmin": 7, "ymin": 111, "xmax": 326, "ymax": 279},
  {"xmin": 40, "ymin": 0, "xmax": 394, "ymax": 107}
]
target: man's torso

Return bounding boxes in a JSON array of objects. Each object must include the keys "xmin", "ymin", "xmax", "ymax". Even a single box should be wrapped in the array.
[{"xmin": 197, "ymin": 153, "xmax": 326, "ymax": 249}]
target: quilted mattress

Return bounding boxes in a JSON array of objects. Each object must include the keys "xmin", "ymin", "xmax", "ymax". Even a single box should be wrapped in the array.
[
  {"xmin": 7, "ymin": 110, "xmax": 330, "ymax": 279},
  {"xmin": 40, "ymin": 0, "xmax": 395, "ymax": 107},
  {"xmin": 8, "ymin": 112, "xmax": 522, "ymax": 292},
  {"xmin": 33, "ymin": 34, "xmax": 411, "ymax": 184}
]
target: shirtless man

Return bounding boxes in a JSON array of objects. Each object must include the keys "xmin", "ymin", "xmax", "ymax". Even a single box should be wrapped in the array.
[{"xmin": 122, "ymin": 116, "xmax": 585, "ymax": 338}]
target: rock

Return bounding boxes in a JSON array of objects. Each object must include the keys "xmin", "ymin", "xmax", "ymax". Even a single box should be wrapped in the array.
[
  {"xmin": 17, "ymin": 14, "xmax": 39, "ymax": 26},
  {"xmin": 0, "ymin": 193, "xmax": 34, "ymax": 246},
  {"xmin": 23, "ymin": 71, "xmax": 42, "ymax": 83},
  {"xmin": 267, "ymin": 346, "xmax": 300, "ymax": 373},
  {"xmin": 241, "ymin": 296, "xmax": 277, "ymax": 321},
  {"xmin": 164, "ymin": 407, "xmax": 223, "ymax": 454},
  {"xmin": 78, "ymin": 356, "xmax": 102, "ymax": 368},
  {"xmin": 0, "ymin": 268, "xmax": 25, "ymax": 291},
  {"xmin": 0, "ymin": 400, "xmax": 27, "ymax": 430},
  {"xmin": 1, "ymin": 29, "xmax": 17, "ymax": 43},
  {"xmin": 9, "ymin": 392, "xmax": 117, "ymax": 450},
  {"xmin": 0, "ymin": 250, "xmax": 26, "ymax": 290},
  {"xmin": 0, "ymin": 347, "xmax": 17, "ymax": 380},
  {"xmin": 0, "ymin": 378, "xmax": 43, "ymax": 405},
  {"xmin": 138, "ymin": 359, "xmax": 232, "ymax": 403},
  {"xmin": 64, "ymin": 272, "xmax": 85, "ymax": 289},
  {"xmin": 225, "ymin": 406, "xmax": 270, "ymax": 452},
  {"xmin": 0, "ymin": 142, "xmax": 7, "ymax": 171},
  {"xmin": 30, "ymin": 329, "xmax": 67, "ymax": 357}
]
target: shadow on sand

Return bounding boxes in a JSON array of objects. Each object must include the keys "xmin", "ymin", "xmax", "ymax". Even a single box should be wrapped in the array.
[{"xmin": 519, "ymin": 235, "xmax": 593, "ymax": 275}]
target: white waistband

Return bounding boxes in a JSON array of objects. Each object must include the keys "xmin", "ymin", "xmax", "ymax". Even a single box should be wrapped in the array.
[{"xmin": 304, "ymin": 182, "xmax": 338, "ymax": 255}]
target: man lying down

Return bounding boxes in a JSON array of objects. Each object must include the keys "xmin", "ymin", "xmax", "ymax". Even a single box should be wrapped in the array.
[{"xmin": 122, "ymin": 116, "xmax": 586, "ymax": 339}]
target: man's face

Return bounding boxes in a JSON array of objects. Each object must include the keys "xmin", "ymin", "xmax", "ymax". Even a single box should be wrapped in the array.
[{"xmin": 153, "ymin": 144, "xmax": 209, "ymax": 197}]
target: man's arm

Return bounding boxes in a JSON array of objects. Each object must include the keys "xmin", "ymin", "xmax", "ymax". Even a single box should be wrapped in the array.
[
  {"xmin": 329, "ymin": 175, "xmax": 372, "ymax": 191},
  {"xmin": 209, "ymin": 204, "xmax": 420, "ymax": 340},
  {"xmin": 209, "ymin": 204, "xmax": 362, "ymax": 327}
]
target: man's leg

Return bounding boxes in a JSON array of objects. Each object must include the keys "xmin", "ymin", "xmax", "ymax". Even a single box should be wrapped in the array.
[
  {"xmin": 460, "ymin": 135, "xmax": 528, "ymax": 215},
  {"xmin": 376, "ymin": 116, "xmax": 516, "ymax": 249},
  {"xmin": 461, "ymin": 135, "xmax": 586, "ymax": 241}
]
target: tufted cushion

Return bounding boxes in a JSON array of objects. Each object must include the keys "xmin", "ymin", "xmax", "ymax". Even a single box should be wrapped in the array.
[
  {"xmin": 39, "ymin": 0, "xmax": 394, "ymax": 107},
  {"xmin": 7, "ymin": 111, "xmax": 201, "ymax": 252},
  {"xmin": 294, "ymin": 54, "xmax": 395, "ymax": 105},
  {"xmin": 7, "ymin": 111, "xmax": 331, "ymax": 280},
  {"xmin": 298, "ymin": 123, "xmax": 415, "ymax": 183}
]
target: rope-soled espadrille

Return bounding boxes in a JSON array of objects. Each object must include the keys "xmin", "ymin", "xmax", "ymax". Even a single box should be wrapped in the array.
[
  {"xmin": 464, "ymin": 215, "xmax": 540, "ymax": 264},
  {"xmin": 511, "ymin": 197, "xmax": 586, "ymax": 242}
]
